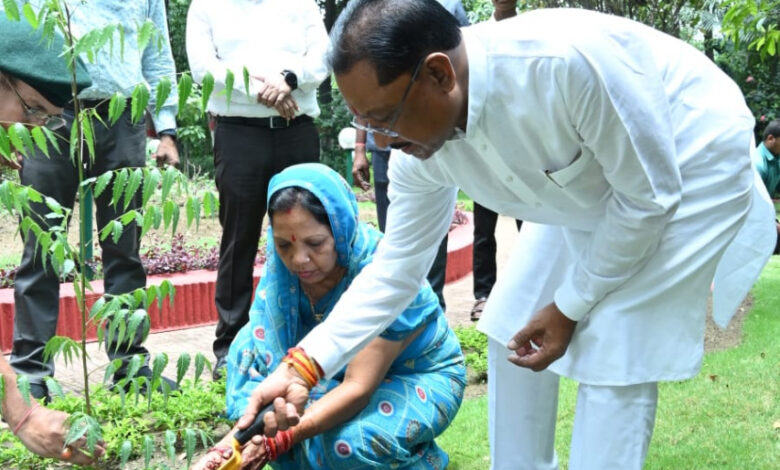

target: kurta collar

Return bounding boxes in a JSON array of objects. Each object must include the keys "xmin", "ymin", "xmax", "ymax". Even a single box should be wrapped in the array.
[{"xmin": 461, "ymin": 28, "xmax": 487, "ymax": 141}]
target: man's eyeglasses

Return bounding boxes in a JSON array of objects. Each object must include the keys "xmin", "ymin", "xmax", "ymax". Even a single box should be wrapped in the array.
[
  {"xmin": 1, "ymin": 74, "xmax": 66, "ymax": 131},
  {"xmin": 351, "ymin": 57, "xmax": 425, "ymax": 139}
]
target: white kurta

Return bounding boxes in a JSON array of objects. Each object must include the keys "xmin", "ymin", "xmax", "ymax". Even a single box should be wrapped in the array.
[{"xmin": 300, "ymin": 9, "xmax": 775, "ymax": 384}]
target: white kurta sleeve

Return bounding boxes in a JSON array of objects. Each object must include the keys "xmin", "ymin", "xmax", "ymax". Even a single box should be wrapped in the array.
[
  {"xmin": 552, "ymin": 46, "xmax": 683, "ymax": 321},
  {"xmin": 286, "ymin": 0, "xmax": 330, "ymax": 93},
  {"xmin": 298, "ymin": 154, "xmax": 457, "ymax": 376}
]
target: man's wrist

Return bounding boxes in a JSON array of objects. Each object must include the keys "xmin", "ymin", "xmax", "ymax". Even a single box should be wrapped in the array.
[{"xmin": 158, "ymin": 129, "xmax": 177, "ymax": 142}]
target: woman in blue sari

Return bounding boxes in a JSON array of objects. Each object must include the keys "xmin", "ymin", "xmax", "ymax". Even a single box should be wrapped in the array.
[{"xmin": 195, "ymin": 163, "xmax": 466, "ymax": 470}]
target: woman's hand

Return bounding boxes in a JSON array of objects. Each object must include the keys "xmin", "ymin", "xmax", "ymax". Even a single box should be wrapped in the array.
[
  {"xmin": 238, "ymin": 364, "xmax": 310, "ymax": 437},
  {"xmin": 14, "ymin": 406, "xmax": 105, "ymax": 466},
  {"xmin": 240, "ymin": 437, "xmax": 269, "ymax": 470},
  {"xmin": 191, "ymin": 445, "xmax": 233, "ymax": 470}
]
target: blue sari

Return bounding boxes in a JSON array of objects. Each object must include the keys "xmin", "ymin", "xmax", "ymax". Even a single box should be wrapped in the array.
[{"xmin": 225, "ymin": 164, "xmax": 466, "ymax": 469}]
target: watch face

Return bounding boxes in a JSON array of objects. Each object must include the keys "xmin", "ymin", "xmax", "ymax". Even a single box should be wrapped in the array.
[{"xmin": 283, "ymin": 70, "xmax": 298, "ymax": 90}]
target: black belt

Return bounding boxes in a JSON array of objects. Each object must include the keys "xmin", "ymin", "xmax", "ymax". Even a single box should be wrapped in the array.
[{"xmin": 216, "ymin": 114, "xmax": 312, "ymax": 129}]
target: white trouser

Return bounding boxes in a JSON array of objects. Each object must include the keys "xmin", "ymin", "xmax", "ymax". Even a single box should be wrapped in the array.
[{"xmin": 488, "ymin": 338, "xmax": 658, "ymax": 470}]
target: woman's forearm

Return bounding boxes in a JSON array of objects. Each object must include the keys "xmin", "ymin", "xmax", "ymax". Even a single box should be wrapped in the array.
[{"xmin": 291, "ymin": 380, "xmax": 370, "ymax": 443}]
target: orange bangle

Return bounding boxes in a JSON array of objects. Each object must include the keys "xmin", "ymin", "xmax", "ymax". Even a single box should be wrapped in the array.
[{"xmin": 282, "ymin": 347, "xmax": 321, "ymax": 388}]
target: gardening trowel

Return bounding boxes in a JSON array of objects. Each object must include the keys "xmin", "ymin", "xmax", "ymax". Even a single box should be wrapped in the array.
[{"xmin": 218, "ymin": 402, "xmax": 275, "ymax": 470}]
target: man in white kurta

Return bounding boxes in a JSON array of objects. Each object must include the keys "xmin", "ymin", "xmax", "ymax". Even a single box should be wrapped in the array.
[{"xmin": 238, "ymin": 1, "xmax": 776, "ymax": 468}]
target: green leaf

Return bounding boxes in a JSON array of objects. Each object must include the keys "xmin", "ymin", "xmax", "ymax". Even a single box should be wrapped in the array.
[
  {"xmin": 142, "ymin": 167, "xmax": 161, "ymax": 206},
  {"xmin": 112, "ymin": 168, "xmax": 129, "ymax": 208},
  {"xmin": 8, "ymin": 123, "xmax": 33, "ymax": 157},
  {"xmin": 164, "ymin": 429, "xmax": 177, "ymax": 463},
  {"xmin": 143, "ymin": 435, "xmax": 154, "ymax": 469},
  {"xmin": 162, "ymin": 200, "xmax": 174, "ymax": 230},
  {"xmin": 131, "ymin": 83, "xmax": 150, "ymax": 124},
  {"xmin": 177, "ymin": 72, "xmax": 193, "ymax": 114},
  {"xmin": 0, "ymin": 126, "xmax": 11, "ymax": 159},
  {"xmin": 119, "ymin": 440, "xmax": 133, "ymax": 468},
  {"xmin": 224, "ymin": 69, "xmax": 234, "ymax": 108},
  {"xmin": 201, "ymin": 72, "xmax": 215, "ymax": 111},
  {"xmin": 108, "ymin": 92, "xmax": 127, "ymax": 126},
  {"xmin": 126, "ymin": 353, "xmax": 143, "ymax": 380},
  {"xmin": 21, "ymin": 2, "xmax": 37, "ymax": 28},
  {"xmin": 243, "ymin": 66, "xmax": 251, "ymax": 96},
  {"xmin": 160, "ymin": 166, "xmax": 176, "ymax": 202},
  {"xmin": 0, "ymin": 375, "xmax": 4, "ymax": 405},
  {"xmin": 16, "ymin": 375, "xmax": 31, "ymax": 406},
  {"xmin": 154, "ymin": 76, "xmax": 172, "ymax": 116},
  {"xmin": 141, "ymin": 208, "xmax": 155, "ymax": 238},
  {"xmin": 124, "ymin": 168, "xmax": 143, "ymax": 209},
  {"xmin": 93, "ymin": 171, "xmax": 113, "ymax": 199},
  {"xmin": 111, "ymin": 219, "xmax": 123, "ymax": 244},
  {"xmin": 3, "ymin": 0, "xmax": 20, "ymax": 21},
  {"xmin": 184, "ymin": 428, "xmax": 197, "ymax": 469},
  {"xmin": 41, "ymin": 127, "xmax": 60, "ymax": 154},
  {"xmin": 137, "ymin": 19, "xmax": 156, "ymax": 52},
  {"xmin": 30, "ymin": 126, "xmax": 50, "ymax": 157},
  {"xmin": 194, "ymin": 352, "xmax": 210, "ymax": 384},
  {"xmin": 151, "ymin": 352, "xmax": 168, "ymax": 390},
  {"xmin": 159, "ymin": 279, "xmax": 172, "ymax": 309},
  {"xmin": 176, "ymin": 353, "xmax": 191, "ymax": 386},
  {"xmin": 44, "ymin": 196, "xmax": 63, "ymax": 215},
  {"xmin": 64, "ymin": 414, "xmax": 90, "ymax": 447},
  {"xmin": 120, "ymin": 209, "xmax": 137, "ymax": 226},
  {"xmin": 44, "ymin": 376, "xmax": 65, "ymax": 399},
  {"xmin": 103, "ymin": 358, "xmax": 122, "ymax": 386},
  {"xmin": 61, "ymin": 259, "xmax": 75, "ymax": 278},
  {"xmin": 128, "ymin": 309, "xmax": 150, "ymax": 348},
  {"xmin": 82, "ymin": 112, "xmax": 96, "ymax": 163}
]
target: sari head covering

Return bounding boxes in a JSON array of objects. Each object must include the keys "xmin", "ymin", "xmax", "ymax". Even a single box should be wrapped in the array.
[{"xmin": 226, "ymin": 163, "xmax": 441, "ymax": 418}]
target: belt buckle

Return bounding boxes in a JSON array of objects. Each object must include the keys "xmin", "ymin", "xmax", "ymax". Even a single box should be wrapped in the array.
[{"xmin": 269, "ymin": 116, "xmax": 289, "ymax": 129}]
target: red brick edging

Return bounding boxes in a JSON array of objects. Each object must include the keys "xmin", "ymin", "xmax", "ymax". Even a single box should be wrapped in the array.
[{"xmin": 0, "ymin": 216, "xmax": 473, "ymax": 353}]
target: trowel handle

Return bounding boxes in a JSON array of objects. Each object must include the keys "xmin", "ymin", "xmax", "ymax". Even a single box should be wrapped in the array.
[{"xmin": 234, "ymin": 402, "xmax": 276, "ymax": 445}]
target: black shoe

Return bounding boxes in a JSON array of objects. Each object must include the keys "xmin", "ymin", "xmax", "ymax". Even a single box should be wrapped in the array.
[
  {"xmin": 212, "ymin": 356, "xmax": 227, "ymax": 381},
  {"xmin": 29, "ymin": 382, "xmax": 51, "ymax": 405},
  {"xmin": 113, "ymin": 366, "xmax": 179, "ymax": 394}
]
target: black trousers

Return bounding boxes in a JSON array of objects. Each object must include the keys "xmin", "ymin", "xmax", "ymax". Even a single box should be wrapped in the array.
[
  {"xmin": 11, "ymin": 108, "xmax": 148, "ymax": 384},
  {"xmin": 373, "ymin": 153, "xmax": 447, "ymax": 310},
  {"xmin": 212, "ymin": 116, "xmax": 320, "ymax": 359},
  {"xmin": 472, "ymin": 202, "xmax": 523, "ymax": 299}
]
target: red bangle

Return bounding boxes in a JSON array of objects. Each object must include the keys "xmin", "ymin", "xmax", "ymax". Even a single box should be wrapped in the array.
[{"xmin": 12, "ymin": 403, "xmax": 39, "ymax": 435}]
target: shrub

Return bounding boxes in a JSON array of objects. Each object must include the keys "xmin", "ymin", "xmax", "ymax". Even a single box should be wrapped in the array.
[{"xmin": 454, "ymin": 325, "xmax": 488, "ymax": 383}]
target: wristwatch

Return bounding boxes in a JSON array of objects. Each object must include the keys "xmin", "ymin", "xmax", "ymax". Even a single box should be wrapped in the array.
[
  {"xmin": 158, "ymin": 129, "xmax": 177, "ymax": 141},
  {"xmin": 281, "ymin": 70, "xmax": 298, "ymax": 91}
]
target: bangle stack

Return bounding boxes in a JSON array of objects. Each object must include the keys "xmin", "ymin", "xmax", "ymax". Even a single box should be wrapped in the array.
[
  {"xmin": 282, "ymin": 347, "xmax": 323, "ymax": 388},
  {"xmin": 264, "ymin": 429, "xmax": 294, "ymax": 461}
]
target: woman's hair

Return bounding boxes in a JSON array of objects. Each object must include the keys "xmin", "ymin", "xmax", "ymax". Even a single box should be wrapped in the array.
[{"xmin": 268, "ymin": 186, "xmax": 331, "ymax": 231}]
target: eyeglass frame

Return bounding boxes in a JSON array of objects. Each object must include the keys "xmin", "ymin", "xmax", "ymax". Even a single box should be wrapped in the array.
[
  {"xmin": 350, "ymin": 57, "xmax": 425, "ymax": 139},
  {"xmin": 0, "ymin": 73, "xmax": 66, "ymax": 131}
]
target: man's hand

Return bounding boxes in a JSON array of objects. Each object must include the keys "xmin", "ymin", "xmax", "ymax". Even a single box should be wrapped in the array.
[
  {"xmin": 237, "ymin": 364, "xmax": 311, "ymax": 438},
  {"xmin": 14, "ymin": 406, "xmax": 105, "ymax": 466},
  {"xmin": 153, "ymin": 135, "xmax": 179, "ymax": 167},
  {"xmin": 352, "ymin": 147, "xmax": 371, "ymax": 191},
  {"xmin": 507, "ymin": 302, "xmax": 577, "ymax": 371},
  {"xmin": 274, "ymin": 95, "xmax": 299, "ymax": 121},
  {"xmin": 254, "ymin": 74, "xmax": 293, "ymax": 109},
  {"xmin": 0, "ymin": 152, "xmax": 22, "ymax": 170}
]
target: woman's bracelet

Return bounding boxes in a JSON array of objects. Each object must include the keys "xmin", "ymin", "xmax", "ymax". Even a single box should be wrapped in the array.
[
  {"xmin": 264, "ymin": 429, "xmax": 294, "ymax": 461},
  {"xmin": 12, "ymin": 403, "xmax": 40, "ymax": 435},
  {"xmin": 282, "ymin": 347, "xmax": 323, "ymax": 388}
]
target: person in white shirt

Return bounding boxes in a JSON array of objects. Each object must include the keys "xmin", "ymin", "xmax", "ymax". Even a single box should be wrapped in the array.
[
  {"xmin": 185, "ymin": 0, "xmax": 330, "ymax": 379},
  {"xmin": 235, "ymin": 1, "xmax": 776, "ymax": 468}
]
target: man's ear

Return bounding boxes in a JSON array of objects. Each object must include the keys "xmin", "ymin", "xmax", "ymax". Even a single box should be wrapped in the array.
[{"xmin": 424, "ymin": 53, "xmax": 457, "ymax": 93}]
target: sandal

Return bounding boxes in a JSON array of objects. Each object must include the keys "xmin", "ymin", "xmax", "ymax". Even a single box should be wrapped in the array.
[{"xmin": 470, "ymin": 297, "xmax": 487, "ymax": 322}]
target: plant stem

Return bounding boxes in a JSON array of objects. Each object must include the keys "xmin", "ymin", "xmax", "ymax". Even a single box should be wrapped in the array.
[{"xmin": 63, "ymin": 1, "xmax": 92, "ymax": 416}]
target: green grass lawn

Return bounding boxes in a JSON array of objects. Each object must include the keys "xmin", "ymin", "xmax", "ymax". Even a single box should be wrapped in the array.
[{"xmin": 440, "ymin": 258, "xmax": 780, "ymax": 469}]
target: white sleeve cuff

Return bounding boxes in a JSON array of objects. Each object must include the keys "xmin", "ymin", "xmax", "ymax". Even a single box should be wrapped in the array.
[{"xmin": 553, "ymin": 276, "xmax": 593, "ymax": 322}]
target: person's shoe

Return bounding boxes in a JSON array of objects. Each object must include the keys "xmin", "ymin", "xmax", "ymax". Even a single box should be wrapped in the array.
[
  {"xmin": 112, "ymin": 366, "xmax": 179, "ymax": 395},
  {"xmin": 29, "ymin": 382, "xmax": 51, "ymax": 405},
  {"xmin": 212, "ymin": 355, "xmax": 227, "ymax": 382},
  {"xmin": 470, "ymin": 297, "xmax": 488, "ymax": 322}
]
